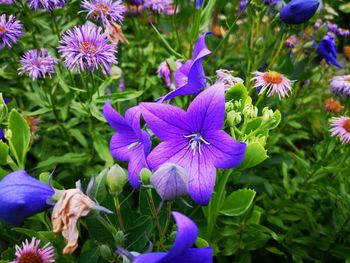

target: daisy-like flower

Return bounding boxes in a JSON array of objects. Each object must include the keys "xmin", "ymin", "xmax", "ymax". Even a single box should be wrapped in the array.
[
  {"xmin": 143, "ymin": 0, "xmax": 173, "ymax": 14},
  {"xmin": 0, "ymin": 0, "xmax": 14, "ymax": 4},
  {"xmin": 252, "ymin": 71, "xmax": 292, "ymax": 99},
  {"xmin": 19, "ymin": 48, "xmax": 58, "ymax": 80},
  {"xmin": 330, "ymin": 75, "xmax": 350, "ymax": 97},
  {"xmin": 0, "ymin": 14, "xmax": 23, "ymax": 49},
  {"xmin": 28, "ymin": 0, "xmax": 65, "ymax": 11},
  {"xmin": 330, "ymin": 117, "xmax": 350, "ymax": 143},
  {"xmin": 81, "ymin": 0, "xmax": 125, "ymax": 26},
  {"xmin": 11, "ymin": 237, "xmax": 55, "ymax": 263},
  {"xmin": 58, "ymin": 23, "xmax": 117, "ymax": 74}
]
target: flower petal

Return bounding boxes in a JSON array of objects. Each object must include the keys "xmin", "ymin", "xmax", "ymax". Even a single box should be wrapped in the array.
[
  {"xmin": 125, "ymin": 106, "xmax": 142, "ymax": 138},
  {"xmin": 186, "ymin": 83, "xmax": 226, "ymax": 133},
  {"xmin": 110, "ymin": 133, "xmax": 138, "ymax": 162},
  {"xmin": 103, "ymin": 101, "xmax": 133, "ymax": 134},
  {"xmin": 140, "ymin": 103, "xmax": 191, "ymax": 141},
  {"xmin": 128, "ymin": 143, "xmax": 149, "ymax": 189}
]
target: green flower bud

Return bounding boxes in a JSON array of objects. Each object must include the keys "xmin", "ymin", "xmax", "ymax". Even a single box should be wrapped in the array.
[
  {"xmin": 110, "ymin": 66, "xmax": 122, "ymax": 80},
  {"xmin": 99, "ymin": 244, "xmax": 112, "ymax": 260},
  {"xmin": 115, "ymin": 230, "xmax": 126, "ymax": 244},
  {"xmin": 225, "ymin": 101, "xmax": 234, "ymax": 112},
  {"xmin": 262, "ymin": 107, "xmax": 274, "ymax": 123},
  {"xmin": 106, "ymin": 164, "xmax": 128, "ymax": 196},
  {"xmin": 227, "ymin": 111, "xmax": 242, "ymax": 126},
  {"xmin": 140, "ymin": 168, "xmax": 152, "ymax": 185},
  {"xmin": 242, "ymin": 104, "xmax": 258, "ymax": 119},
  {"xmin": 234, "ymin": 100, "xmax": 242, "ymax": 110},
  {"xmin": 0, "ymin": 94, "xmax": 8, "ymax": 123}
]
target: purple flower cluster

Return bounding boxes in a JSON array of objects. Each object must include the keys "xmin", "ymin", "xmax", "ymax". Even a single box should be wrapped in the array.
[
  {"xmin": 0, "ymin": 0, "xmax": 14, "ymax": 4},
  {"xmin": 28, "ymin": 0, "xmax": 65, "ymax": 11},
  {"xmin": 19, "ymin": 48, "xmax": 58, "ymax": 80},
  {"xmin": 58, "ymin": 23, "xmax": 117, "ymax": 74},
  {"xmin": 0, "ymin": 14, "xmax": 23, "ymax": 49},
  {"xmin": 143, "ymin": 0, "xmax": 173, "ymax": 14}
]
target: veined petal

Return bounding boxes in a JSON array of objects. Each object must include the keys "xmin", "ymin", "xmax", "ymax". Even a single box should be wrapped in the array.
[
  {"xmin": 128, "ymin": 143, "xmax": 149, "ymax": 189},
  {"xmin": 174, "ymin": 60, "xmax": 192, "ymax": 87},
  {"xmin": 110, "ymin": 132, "xmax": 138, "ymax": 162},
  {"xmin": 186, "ymin": 83, "xmax": 226, "ymax": 133},
  {"xmin": 140, "ymin": 103, "xmax": 191, "ymax": 141},
  {"xmin": 125, "ymin": 106, "xmax": 142, "ymax": 138},
  {"xmin": 205, "ymin": 130, "xmax": 246, "ymax": 169},
  {"xmin": 103, "ymin": 101, "xmax": 133, "ymax": 134},
  {"xmin": 193, "ymin": 33, "xmax": 212, "ymax": 59}
]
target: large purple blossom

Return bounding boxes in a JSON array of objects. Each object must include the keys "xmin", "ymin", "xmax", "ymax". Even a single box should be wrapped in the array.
[
  {"xmin": 0, "ymin": 14, "xmax": 23, "ymax": 49},
  {"xmin": 19, "ymin": 48, "xmax": 58, "ymax": 80},
  {"xmin": 81, "ymin": 0, "xmax": 126, "ymax": 26},
  {"xmin": 161, "ymin": 33, "xmax": 212, "ymax": 102},
  {"xmin": 58, "ymin": 23, "xmax": 117, "ymax": 74},
  {"xmin": 103, "ymin": 101, "xmax": 151, "ymax": 189},
  {"xmin": 28, "ymin": 0, "xmax": 65, "ymax": 11},
  {"xmin": 141, "ymin": 83, "xmax": 246, "ymax": 205},
  {"xmin": 316, "ymin": 35, "xmax": 342, "ymax": 68}
]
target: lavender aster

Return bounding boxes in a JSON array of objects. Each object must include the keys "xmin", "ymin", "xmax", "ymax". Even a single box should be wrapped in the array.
[
  {"xmin": 19, "ymin": 48, "xmax": 58, "ymax": 80},
  {"xmin": 58, "ymin": 23, "xmax": 117, "ymax": 74},
  {"xmin": 330, "ymin": 75, "xmax": 350, "ymax": 97},
  {"xmin": 330, "ymin": 117, "xmax": 350, "ymax": 144},
  {"xmin": 0, "ymin": 14, "xmax": 23, "ymax": 49},
  {"xmin": 28, "ymin": 0, "xmax": 65, "ymax": 11},
  {"xmin": 81, "ymin": 0, "xmax": 126, "ymax": 26},
  {"xmin": 0, "ymin": 0, "xmax": 14, "ymax": 4},
  {"xmin": 144, "ymin": 0, "xmax": 173, "ymax": 14}
]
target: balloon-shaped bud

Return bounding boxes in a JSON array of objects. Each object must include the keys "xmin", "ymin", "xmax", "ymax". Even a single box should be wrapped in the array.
[
  {"xmin": 140, "ymin": 168, "xmax": 153, "ymax": 185},
  {"xmin": 106, "ymin": 164, "xmax": 128, "ymax": 196},
  {"xmin": 280, "ymin": 0, "xmax": 319, "ymax": 25}
]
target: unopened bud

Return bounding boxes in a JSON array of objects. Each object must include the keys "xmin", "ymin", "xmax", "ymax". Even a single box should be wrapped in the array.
[
  {"xmin": 110, "ymin": 66, "xmax": 122, "ymax": 80},
  {"xmin": 227, "ymin": 111, "xmax": 242, "ymax": 126},
  {"xmin": 99, "ymin": 244, "xmax": 112, "ymax": 260},
  {"xmin": 225, "ymin": 101, "xmax": 234, "ymax": 112},
  {"xmin": 262, "ymin": 107, "xmax": 274, "ymax": 123},
  {"xmin": 106, "ymin": 164, "xmax": 128, "ymax": 196},
  {"xmin": 233, "ymin": 100, "xmax": 242, "ymax": 110},
  {"xmin": 115, "ymin": 230, "xmax": 125, "ymax": 245},
  {"xmin": 140, "ymin": 168, "xmax": 152, "ymax": 185},
  {"xmin": 242, "ymin": 104, "xmax": 258, "ymax": 119}
]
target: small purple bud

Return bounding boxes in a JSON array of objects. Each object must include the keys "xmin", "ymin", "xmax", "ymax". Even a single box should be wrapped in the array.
[
  {"xmin": 119, "ymin": 79, "xmax": 125, "ymax": 91},
  {"xmin": 150, "ymin": 163, "xmax": 188, "ymax": 201}
]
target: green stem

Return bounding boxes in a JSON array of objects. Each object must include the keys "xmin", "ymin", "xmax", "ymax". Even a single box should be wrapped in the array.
[
  {"xmin": 113, "ymin": 196, "xmax": 125, "ymax": 232},
  {"xmin": 147, "ymin": 189, "xmax": 163, "ymax": 239},
  {"xmin": 159, "ymin": 201, "xmax": 172, "ymax": 246}
]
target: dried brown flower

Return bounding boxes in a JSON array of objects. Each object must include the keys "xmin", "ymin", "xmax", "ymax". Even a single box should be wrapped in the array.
[
  {"xmin": 106, "ymin": 22, "xmax": 129, "ymax": 45},
  {"xmin": 324, "ymin": 99, "xmax": 344, "ymax": 113}
]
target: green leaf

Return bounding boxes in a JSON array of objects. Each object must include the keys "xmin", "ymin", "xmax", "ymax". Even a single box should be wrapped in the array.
[
  {"xmin": 195, "ymin": 237, "xmax": 210, "ymax": 248},
  {"xmin": 0, "ymin": 141, "xmax": 8, "ymax": 165},
  {"xmin": 226, "ymin": 83, "xmax": 248, "ymax": 107},
  {"xmin": 220, "ymin": 189, "xmax": 256, "ymax": 217},
  {"xmin": 239, "ymin": 142, "xmax": 268, "ymax": 170},
  {"xmin": 7, "ymin": 110, "xmax": 31, "ymax": 168},
  {"xmin": 340, "ymin": 3, "xmax": 350, "ymax": 13},
  {"xmin": 35, "ymin": 153, "xmax": 89, "ymax": 169},
  {"xmin": 91, "ymin": 167, "xmax": 108, "ymax": 203},
  {"xmin": 93, "ymin": 134, "xmax": 114, "ymax": 166}
]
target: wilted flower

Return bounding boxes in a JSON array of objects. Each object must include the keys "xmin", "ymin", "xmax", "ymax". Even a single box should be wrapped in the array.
[
  {"xmin": 324, "ymin": 99, "xmax": 344, "ymax": 113},
  {"xmin": 330, "ymin": 117, "xmax": 350, "ymax": 143},
  {"xmin": 103, "ymin": 101, "xmax": 151, "ymax": 189},
  {"xmin": 316, "ymin": 35, "xmax": 342, "ymax": 68},
  {"xmin": 280, "ymin": 0, "xmax": 319, "ymax": 24},
  {"xmin": 141, "ymin": 83, "xmax": 246, "ymax": 205},
  {"xmin": 19, "ymin": 49, "xmax": 58, "ymax": 80},
  {"xmin": 215, "ymin": 69, "xmax": 243, "ymax": 89},
  {"xmin": 28, "ymin": 0, "xmax": 65, "ymax": 11},
  {"xmin": 105, "ymin": 22, "xmax": 128, "ymax": 45},
  {"xmin": 151, "ymin": 163, "xmax": 188, "ymax": 200},
  {"xmin": 117, "ymin": 212, "xmax": 213, "ymax": 262},
  {"xmin": 11, "ymin": 238, "xmax": 55, "ymax": 263},
  {"xmin": 0, "ymin": 14, "xmax": 23, "ymax": 49},
  {"xmin": 58, "ymin": 23, "xmax": 117, "ymax": 74},
  {"xmin": 252, "ymin": 71, "xmax": 293, "ymax": 99},
  {"xmin": 81, "ymin": 0, "xmax": 125, "ymax": 26},
  {"xmin": 144, "ymin": 0, "xmax": 173, "ymax": 14},
  {"xmin": 285, "ymin": 34, "xmax": 297, "ymax": 48},
  {"xmin": 330, "ymin": 75, "xmax": 350, "ymax": 97},
  {"xmin": 0, "ymin": 170, "xmax": 54, "ymax": 225}
]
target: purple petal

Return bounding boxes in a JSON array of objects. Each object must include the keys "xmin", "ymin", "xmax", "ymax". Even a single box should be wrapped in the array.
[
  {"xmin": 140, "ymin": 103, "xmax": 191, "ymax": 141},
  {"xmin": 128, "ymin": 143, "xmax": 149, "ymax": 189},
  {"xmin": 174, "ymin": 60, "xmax": 192, "ymax": 87},
  {"xmin": 125, "ymin": 106, "xmax": 142, "ymax": 138},
  {"xmin": 110, "ymin": 132, "xmax": 138, "ymax": 162},
  {"xmin": 186, "ymin": 83, "xmax": 226, "ymax": 133},
  {"xmin": 205, "ymin": 130, "xmax": 246, "ymax": 169},
  {"xmin": 103, "ymin": 101, "xmax": 133, "ymax": 134}
]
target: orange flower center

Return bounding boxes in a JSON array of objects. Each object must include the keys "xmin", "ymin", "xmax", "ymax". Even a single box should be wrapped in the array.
[
  {"xmin": 18, "ymin": 252, "xmax": 43, "ymax": 263},
  {"xmin": 263, "ymin": 72, "xmax": 283, "ymax": 84},
  {"xmin": 0, "ymin": 26, "xmax": 7, "ymax": 33},
  {"xmin": 343, "ymin": 119, "xmax": 350, "ymax": 133},
  {"xmin": 79, "ymin": 41, "xmax": 97, "ymax": 54},
  {"xmin": 95, "ymin": 3, "xmax": 109, "ymax": 13},
  {"xmin": 345, "ymin": 77, "xmax": 350, "ymax": 83}
]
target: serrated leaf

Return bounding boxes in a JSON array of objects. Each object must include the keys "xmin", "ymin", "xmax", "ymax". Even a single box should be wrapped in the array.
[{"xmin": 220, "ymin": 189, "xmax": 256, "ymax": 216}]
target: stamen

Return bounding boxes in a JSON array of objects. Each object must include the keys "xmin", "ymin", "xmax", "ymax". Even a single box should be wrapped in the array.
[
  {"xmin": 128, "ymin": 141, "xmax": 141, "ymax": 149},
  {"xmin": 184, "ymin": 133, "xmax": 210, "ymax": 156}
]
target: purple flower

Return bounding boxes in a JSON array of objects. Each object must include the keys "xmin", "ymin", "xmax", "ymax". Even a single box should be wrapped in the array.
[
  {"xmin": 157, "ymin": 60, "xmax": 172, "ymax": 88},
  {"xmin": 12, "ymin": 237, "xmax": 55, "ymax": 263},
  {"xmin": 19, "ymin": 48, "xmax": 58, "ymax": 80},
  {"xmin": 119, "ymin": 78, "xmax": 125, "ymax": 91},
  {"xmin": 80, "ymin": 0, "xmax": 126, "ymax": 26},
  {"xmin": 28, "ymin": 0, "xmax": 65, "ymax": 11},
  {"xmin": 196, "ymin": 0, "xmax": 203, "ymax": 9},
  {"xmin": 316, "ymin": 35, "xmax": 342, "ymax": 68},
  {"xmin": 117, "ymin": 211, "xmax": 213, "ymax": 262},
  {"xmin": 330, "ymin": 116, "xmax": 350, "ymax": 144},
  {"xmin": 0, "ymin": 14, "xmax": 23, "ymax": 49},
  {"xmin": 0, "ymin": 170, "xmax": 54, "ymax": 225},
  {"xmin": 0, "ymin": 128, "xmax": 4, "ymax": 140},
  {"xmin": 0, "ymin": 0, "xmax": 14, "ymax": 4},
  {"xmin": 140, "ymin": 83, "xmax": 246, "ymax": 205},
  {"xmin": 128, "ymin": 0, "xmax": 144, "ymax": 5},
  {"xmin": 3, "ymin": 97, "xmax": 10, "ymax": 104},
  {"xmin": 144, "ymin": 0, "xmax": 173, "ymax": 14},
  {"xmin": 103, "ymin": 101, "xmax": 151, "ymax": 189},
  {"xmin": 58, "ymin": 23, "xmax": 117, "ymax": 74},
  {"xmin": 162, "ymin": 33, "xmax": 212, "ymax": 102},
  {"xmin": 280, "ymin": 0, "xmax": 319, "ymax": 24},
  {"xmin": 263, "ymin": 0, "xmax": 279, "ymax": 5},
  {"xmin": 337, "ymin": 28, "xmax": 350, "ymax": 38},
  {"xmin": 238, "ymin": 0, "xmax": 247, "ymax": 12}
]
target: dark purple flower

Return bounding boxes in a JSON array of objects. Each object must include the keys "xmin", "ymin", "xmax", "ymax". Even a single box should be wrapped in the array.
[
  {"xmin": 128, "ymin": 0, "xmax": 144, "ymax": 6},
  {"xmin": 0, "ymin": 14, "xmax": 23, "ymax": 49},
  {"xmin": 316, "ymin": 35, "xmax": 342, "ymax": 68},
  {"xmin": 80, "ymin": 0, "xmax": 126, "ymax": 26},
  {"xmin": 103, "ymin": 101, "xmax": 151, "ymax": 189},
  {"xmin": 162, "ymin": 33, "xmax": 212, "ymax": 102},
  {"xmin": 263, "ymin": 0, "xmax": 279, "ymax": 5},
  {"xmin": 238, "ymin": 0, "xmax": 247, "ymax": 12},
  {"xmin": 196, "ymin": 0, "xmax": 203, "ymax": 9},
  {"xmin": 143, "ymin": 0, "xmax": 173, "ymax": 14},
  {"xmin": 3, "ymin": 97, "xmax": 10, "ymax": 104},
  {"xmin": 117, "ymin": 211, "xmax": 213, "ymax": 262},
  {"xmin": 28, "ymin": 0, "xmax": 65, "ymax": 11},
  {"xmin": 0, "ymin": 170, "xmax": 54, "ymax": 225},
  {"xmin": 281, "ymin": 0, "xmax": 319, "ymax": 24},
  {"xmin": 58, "ymin": 23, "xmax": 117, "ymax": 74},
  {"xmin": 19, "ymin": 48, "xmax": 58, "ymax": 80},
  {"xmin": 140, "ymin": 83, "xmax": 246, "ymax": 205},
  {"xmin": 0, "ymin": 128, "xmax": 4, "ymax": 140}
]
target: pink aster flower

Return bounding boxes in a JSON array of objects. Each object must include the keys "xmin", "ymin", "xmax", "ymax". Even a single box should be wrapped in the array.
[
  {"xmin": 0, "ymin": 14, "xmax": 23, "ymax": 49},
  {"xmin": 143, "ymin": 0, "xmax": 173, "ymax": 14},
  {"xmin": 11, "ymin": 237, "xmax": 55, "ymax": 263},
  {"xmin": 80, "ymin": 0, "xmax": 126, "ymax": 26},
  {"xmin": 28, "ymin": 0, "xmax": 65, "ymax": 11},
  {"xmin": 252, "ymin": 71, "xmax": 292, "ymax": 99},
  {"xmin": 330, "ymin": 117, "xmax": 350, "ymax": 144},
  {"xmin": 330, "ymin": 75, "xmax": 350, "ymax": 97}
]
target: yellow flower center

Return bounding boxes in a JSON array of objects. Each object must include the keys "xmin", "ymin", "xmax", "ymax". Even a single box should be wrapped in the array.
[
  {"xmin": 0, "ymin": 26, "xmax": 7, "ymax": 33},
  {"xmin": 18, "ymin": 252, "xmax": 43, "ymax": 263},
  {"xmin": 343, "ymin": 119, "xmax": 350, "ymax": 133},
  {"xmin": 79, "ymin": 41, "xmax": 97, "ymax": 54},
  {"xmin": 95, "ymin": 3, "xmax": 109, "ymax": 13},
  {"xmin": 263, "ymin": 71, "xmax": 283, "ymax": 84}
]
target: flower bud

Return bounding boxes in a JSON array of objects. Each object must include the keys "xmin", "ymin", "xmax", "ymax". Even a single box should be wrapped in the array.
[
  {"xmin": 150, "ymin": 163, "xmax": 188, "ymax": 200},
  {"xmin": 280, "ymin": 0, "xmax": 319, "ymax": 25},
  {"xmin": 227, "ymin": 111, "xmax": 242, "ymax": 126},
  {"xmin": 242, "ymin": 104, "xmax": 258, "ymax": 119},
  {"xmin": 225, "ymin": 101, "xmax": 234, "ymax": 112},
  {"xmin": 106, "ymin": 164, "xmax": 128, "ymax": 196},
  {"xmin": 100, "ymin": 244, "xmax": 112, "ymax": 260},
  {"xmin": 140, "ymin": 168, "xmax": 152, "ymax": 185},
  {"xmin": 110, "ymin": 66, "xmax": 122, "ymax": 80},
  {"xmin": 262, "ymin": 107, "xmax": 274, "ymax": 123}
]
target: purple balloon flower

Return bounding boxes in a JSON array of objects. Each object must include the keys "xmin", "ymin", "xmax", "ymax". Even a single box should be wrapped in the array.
[
  {"xmin": 103, "ymin": 101, "xmax": 151, "ymax": 189},
  {"xmin": 0, "ymin": 14, "xmax": 23, "ymax": 49},
  {"xmin": 196, "ymin": 0, "xmax": 203, "ymax": 9},
  {"xmin": 140, "ymin": 83, "xmax": 246, "ymax": 205},
  {"xmin": 0, "ymin": 170, "xmax": 54, "ymax": 225},
  {"xmin": 28, "ymin": 0, "xmax": 65, "ymax": 11},
  {"xmin": 58, "ymin": 23, "xmax": 117, "ymax": 74},
  {"xmin": 117, "ymin": 211, "xmax": 213, "ymax": 263},
  {"xmin": 316, "ymin": 35, "xmax": 342, "ymax": 68},
  {"xmin": 162, "ymin": 33, "xmax": 212, "ymax": 102},
  {"xmin": 0, "ymin": 128, "xmax": 4, "ymax": 140},
  {"xmin": 280, "ymin": 0, "xmax": 319, "ymax": 24},
  {"xmin": 143, "ymin": 0, "xmax": 173, "ymax": 14}
]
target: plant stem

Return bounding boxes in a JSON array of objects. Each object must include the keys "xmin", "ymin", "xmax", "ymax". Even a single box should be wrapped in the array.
[
  {"xmin": 159, "ymin": 201, "xmax": 172, "ymax": 246},
  {"xmin": 113, "ymin": 196, "xmax": 125, "ymax": 232},
  {"xmin": 147, "ymin": 189, "xmax": 163, "ymax": 238}
]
